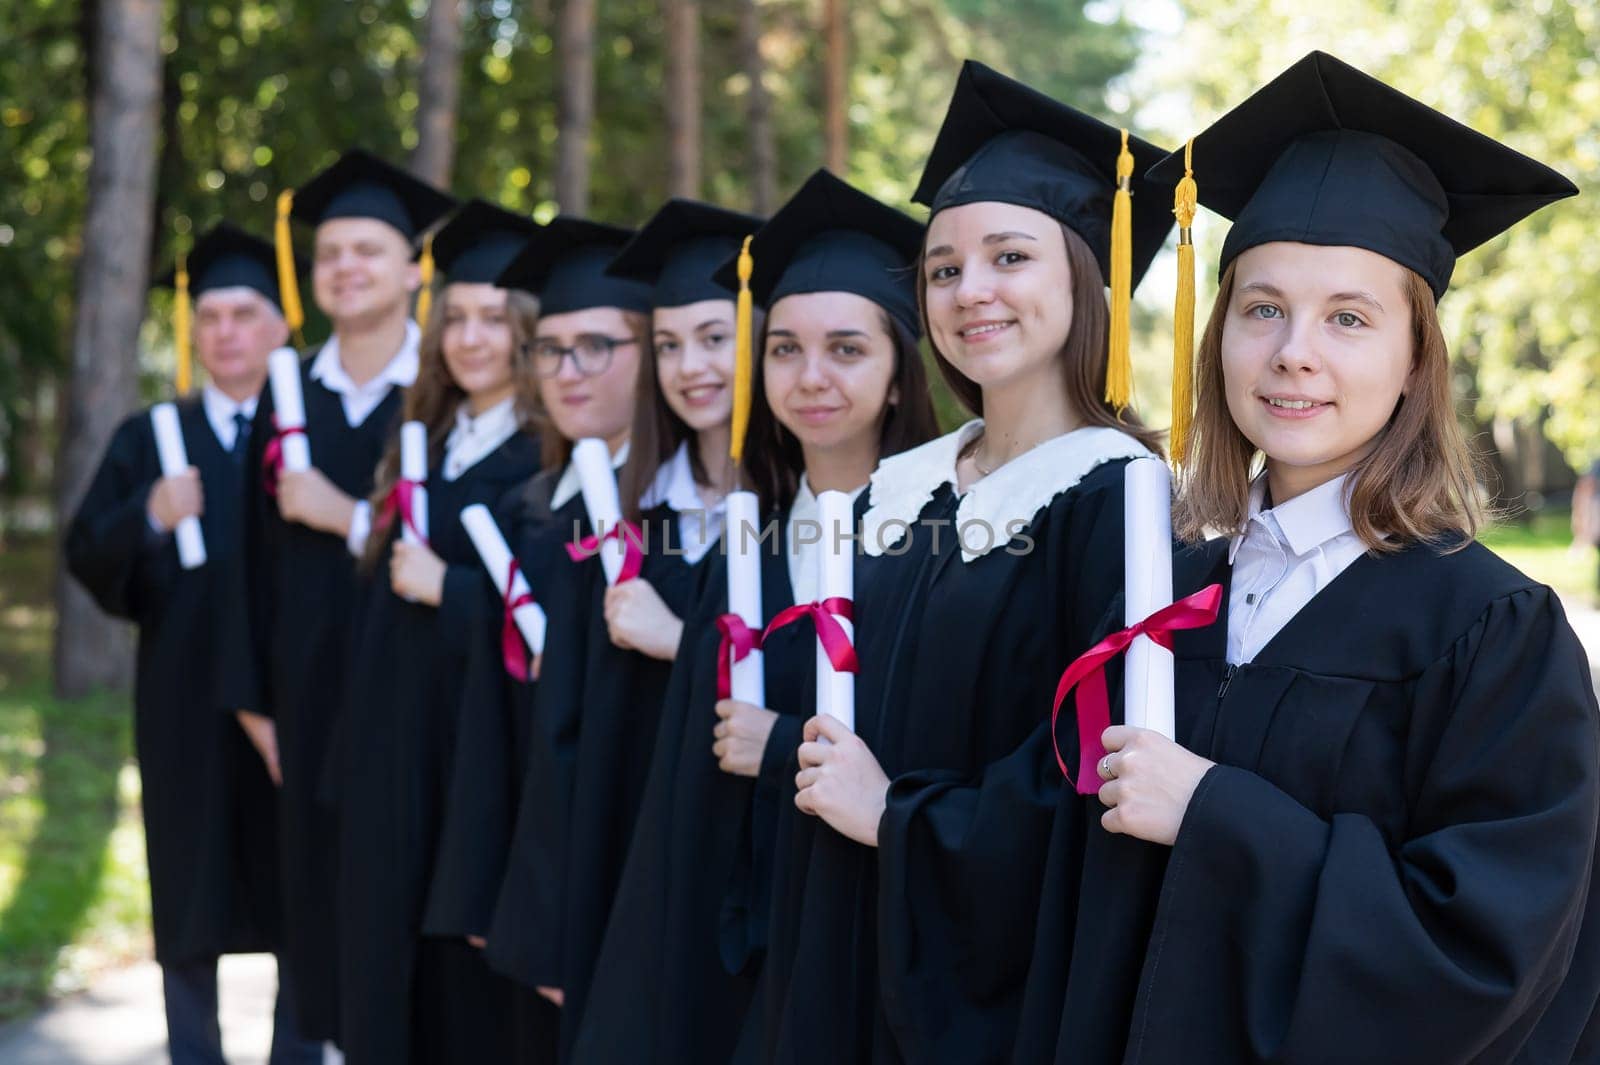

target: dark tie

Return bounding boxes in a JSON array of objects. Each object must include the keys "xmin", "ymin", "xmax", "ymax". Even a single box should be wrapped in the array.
[{"xmin": 232, "ymin": 411, "xmax": 252, "ymax": 461}]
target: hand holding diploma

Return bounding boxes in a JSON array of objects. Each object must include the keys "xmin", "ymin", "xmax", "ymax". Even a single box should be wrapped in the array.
[
  {"xmin": 1094, "ymin": 726, "xmax": 1215, "ymax": 846},
  {"xmin": 390, "ymin": 540, "xmax": 446, "ymax": 605},
  {"xmin": 712, "ymin": 698, "xmax": 779, "ymax": 778},
  {"xmin": 149, "ymin": 402, "xmax": 206, "ymax": 568},
  {"xmin": 146, "ymin": 469, "xmax": 204, "ymax": 534},
  {"xmin": 794, "ymin": 714, "xmax": 889, "ymax": 847}
]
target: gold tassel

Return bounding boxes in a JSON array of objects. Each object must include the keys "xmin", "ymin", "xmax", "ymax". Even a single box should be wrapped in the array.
[
  {"xmin": 1105, "ymin": 128, "xmax": 1134, "ymax": 413},
  {"xmin": 274, "ymin": 189, "xmax": 306, "ymax": 347},
  {"xmin": 415, "ymin": 231, "xmax": 436, "ymax": 331},
  {"xmin": 174, "ymin": 251, "xmax": 193, "ymax": 395},
  {"xmin": 730, "ymin": 235, "xmax": 755, "ymax": 464},
  {"xmin": 1171, "ymin": 139, "xmax": 1198, "ymax": 466}
]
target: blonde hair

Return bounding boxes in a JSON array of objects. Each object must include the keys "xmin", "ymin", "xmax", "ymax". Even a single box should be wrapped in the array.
[{"xmin": 1174, "ymin": 261, "xmax": 1484, "ymax": 552}]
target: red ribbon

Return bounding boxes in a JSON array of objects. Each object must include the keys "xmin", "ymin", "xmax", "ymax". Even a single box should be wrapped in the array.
[
  {"xmin": 1052, "ymin": 583, "xmax": 1223, "ymax": 795},
  {"xmin": 762, "ymin": 597, "xmax": 858, "ymax": 675},
  {"xmin": 261, "ymin": 417, "xmax": 306, "ymax": 497},
  {"xmin": 715, "ymin": 613, "xmax": 765, "ymax": 700},
  {"xmin": 377, "ymin": 478, "xmax": 428, "ymax": 545},
  {"xmin": 501, "ymin": 558, "xmax": 537, "ymax": 682},
  {"xmin": 564, "ymin": 520, "xmax": 645, "ymax": 583}
]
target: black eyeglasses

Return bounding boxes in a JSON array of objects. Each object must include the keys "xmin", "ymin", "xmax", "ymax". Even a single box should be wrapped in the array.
[{"xmin": 524, "ymin": 335, "xmax": 637, "ymax": 378}]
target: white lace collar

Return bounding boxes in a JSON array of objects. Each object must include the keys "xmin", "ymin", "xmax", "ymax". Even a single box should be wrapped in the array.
[
  {"xmin": 861, "ymin": 419, "xmax": 1153, "ymax": 561},
  {"xmin": 551, "ymin": 439, "xmax": 631, "ymax": 510}
]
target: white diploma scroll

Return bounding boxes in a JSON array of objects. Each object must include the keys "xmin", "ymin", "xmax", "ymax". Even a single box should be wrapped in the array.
[
  {"xmin": 815, "ymin": 489, "xmax": 855, "ymax": 732},
  {"xmin": 266, "ymin": 347, "xmax": 311, "ymax": 471},
  {"xmin": 399, "ymin": 420, "xmax": 430, "ymax": 545},
  {"xmin": 725, "ymin": 490, "xmax": 765, "ymax": 705},
  {"xmin": 571, "ymin": 437, "xmax": 628, "ymax": 586},
  {"xmin": 149, "ymin": 402, "xmax": 206, "ymax": 569},
  {"xmin": 1123, "ymin": 456, "xmax": 1175, "ymax": 738},
  {"xmin": 462, "ymin": 503, "xmax": 547, "ymax": 657}
]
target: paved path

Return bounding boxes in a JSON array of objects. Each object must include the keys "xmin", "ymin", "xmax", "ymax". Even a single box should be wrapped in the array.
[{"xmin": 3, "ymin": 597, "xmax": 1599, "ymax": 1064}]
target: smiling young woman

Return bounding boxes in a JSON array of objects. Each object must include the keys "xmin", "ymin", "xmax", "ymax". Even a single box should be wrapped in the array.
[{"xmin": 1011, "ymin": 52, "xmax": 1599, "ymax": 1065}]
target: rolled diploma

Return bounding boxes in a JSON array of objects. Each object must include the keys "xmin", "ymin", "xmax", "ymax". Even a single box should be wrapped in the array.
[
  {"xmin": 399, "ymin": 421, "xmax": 429, "ymax": 545},
  {"xmin": 571, "ymin": 438, "xmax": 626, "ymax": 586},
  {"xmin": 815, "ymin": 489, "xmax": 855, "ymax": 732},
  {"xmin": 1123, "ymin": 456, "xmax": 1174, "ymax": 738},
  {"xmin": 150, "ymin": 402, "xmax": 206, "ymax": 569},
  {"xmin": 267, "ymin": 347, "xmax": 311, "ymax": 471},
  {"xmin": 462, "ymin": 503, "xmax": 547, "ymax": 656},
  {"xmin": 725, "ymin": 490, "xmax": 765, "ymax": 705}
]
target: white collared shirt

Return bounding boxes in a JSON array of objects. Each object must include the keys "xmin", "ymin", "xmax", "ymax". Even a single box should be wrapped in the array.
[
  {"xmin": 639, "ymin": 442, "xmax": 726, "ymax": 565},
  {"xmin": 309, "ymin": 319, "xmax": 421, "ymax": 428},
  {"xmin": 1225, "ymin": 473, "xmax": 1368, "ymax": 665},
  {"xmin": 787, "ymin": 474, "xmax": 865, "ymax": 603},
  {"xmin": 201, "ymin": 385, "xmax": 258, "ymax": 452},
  {"xmin": 551, "ymin": 440, "xmax": 631, "ymax": 510},
  {"xmin": 442, "ymin": 398, "xmax": 520, "ymax": 482}
]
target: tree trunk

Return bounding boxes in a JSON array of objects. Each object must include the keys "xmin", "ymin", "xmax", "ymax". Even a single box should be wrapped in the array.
[
  {"xmin": 556, "ymin": 0, "xmax": 596, "ymax": 214},
  {"xmin": 412, "ymin": 0, "xmax": 465, "ymax": 189},
  {"xmin": 52, "ymin": 0, "xmax": 162, "ymax": 699},
  {"xmin": 739, "ymin": 0, "xmax": 776, "ymax": 214},
  {"xmin": 822, "ymin": 0, "xmax": 847, "ymax": 173},
  {"xmin": 663, "ymin": 0, "xmax": 701, "ymax": 199}
]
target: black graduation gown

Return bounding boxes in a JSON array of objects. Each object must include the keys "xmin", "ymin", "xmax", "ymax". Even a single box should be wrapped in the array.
[
  {"xmin": 436, "ymin": 466, "xmax": 585, "ymax": 1065},
  {"xmin": 571, "ymin": 514, "xmax": 814, "ymax": 1065},
  {"xmin": 757, "ymin": 443, "xmax": 1135, "ymax": 1065},
  {"xmin": 1011, "ymin": 538, "xmax": 1600, "ymax": 1065},
  {"xmin": 64, "ymin": 399, "xmax": 279, "ymax": 966},
  {"xmin": 331, "ymin": 430, "xmax": 539, "ymax": 1065},
  {"xmin": 539, "ymin": 501, "xmax": 705, "ymax": 1061},
  {"xmin": 215, "ymin": 347, "xmax": 404, "ymax": 1040}
]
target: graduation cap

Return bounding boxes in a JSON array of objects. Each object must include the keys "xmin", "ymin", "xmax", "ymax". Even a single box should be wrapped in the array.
[
  {"xmin": 1146, "ymin": 51, "xmax": 1577, "ymax": 462},
  {"xmin": 711, "ymin": 169, "xmax": 924, "ymax": 338},
  {"xmin": 274, "ymin": 149, "xmax": 458, "ymax": 341},
  {"xmin": 429, "ymin": 199, "xmax": 541, "ymax": 286},
  {"xmin": 913, "ymin": 60, "xmax": 1175, "ymax": 410},
  {"xmin": 1146, "ymin": 51, "xmax": 1578, "ymax": 301},
  {"xmin": 496, "ymin": 216, "xmax": 653, "ymax": 316},
  {"xmin": 154, "ymin": 223, "xmax": 293, "ymax": 394},
  {"xmin": 915, "ymin": 60, "xmax": 1173, "ymax": 290},
  {"xmin": 606, "ymin": 199, "xmax": 765, "ymax": 309}
]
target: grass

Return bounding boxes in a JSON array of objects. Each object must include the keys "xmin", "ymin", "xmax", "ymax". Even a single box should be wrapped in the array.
[
  {"xmin": 0, "ymin": 535, "xmax": 149, "ymax": 1022},
  {"xmin": 1480, "ymin": 505, "xmax": 1595, "ymax": 601}
]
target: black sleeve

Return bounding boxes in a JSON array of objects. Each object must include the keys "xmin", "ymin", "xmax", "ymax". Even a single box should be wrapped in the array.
[{"xmin": 63, "ymin": 414, "xmax": 165, "ymax": 622}]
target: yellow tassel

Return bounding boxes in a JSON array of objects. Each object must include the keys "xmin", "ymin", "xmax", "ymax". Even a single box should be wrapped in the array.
[
  {"xmin": 415, "ymin": 231, "xmax": 436, "ymax": 331},
  {"xmin": 1171, "ymin": 139, "xmax": 1198, "ymax": 466},
  {"xmin": 1105, "ymin": 128, "xmax": 1134, "ymax": 413},
  {"xmin": 730, "ymin": 236, "xmax": 755, "ymax": 464},
  {"xmin": 275, "ymin": 189, "xmax": 306, "ymax": 347},
  {"xmin": 174, "ymin": 251, "xmax": 193, "ymax": 395}
]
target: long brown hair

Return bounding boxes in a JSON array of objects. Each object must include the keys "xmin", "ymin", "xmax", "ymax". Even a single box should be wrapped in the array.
[
  {"xmin": 362, "ymin": 285, "xmax": 542, "ymax": 568},
  {"xmin": 742, "ymin": 306, "xmax": 940, "ymax": 515},
  {"xmin": 915, "ymin": 221, "xmax": 1162, "ymax": 455},
  {"xmin": 1174, "ymin": 261, "xmax": 1483, "ymax": 552}
]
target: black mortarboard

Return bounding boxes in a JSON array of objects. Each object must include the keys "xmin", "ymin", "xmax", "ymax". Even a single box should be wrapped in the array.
[
  {"xmin": 712, "ymin": 170, "xmax": 924, "ymax": 338},
  {"xmin": 287, "ymin": 148, "xmax": 457, "ymax": 241},
  {"xmin": 606, "ymin": 199, "xmax": 765, "ymax": 309},
  {"xmin": 156, "ymin": 223, "xmax": 286, "ymax": 311},
  {"xmin": 430, "ymin": 199, "xmax": 540, "ymax": 285},
  {"xmin": 913, "ymin": 60, "xmax": 1174, "ymax": 288},
  {"xmin": 497, "ymin": 216, "xmax": 653, "ymax": 316},
  {"xmin": 1146, "ymin": 51, "xmax": 1578, "ymax": 300}
]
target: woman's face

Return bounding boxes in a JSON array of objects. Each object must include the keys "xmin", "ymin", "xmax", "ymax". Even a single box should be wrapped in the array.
[
  {"xmin": 652, "ymin": 299, "xmax": 737, "ymax": 434},
  {"xmin": 533, "ymin": 306, "xmax": 641, "ymax": 447},
  {"xmin": 1221, "ymin": 241, "xmax": 1415, "ymax": 499},
  {"xmin": 763, "ymin": 291, "xmax": 898, "ymax": 455},
  {"xmin": 922, "ymin": 200, "xmax": 1073, "ymax": 396},
  {"xmin": 440, "ymin": 283, "xmax": 516, "ymax": 409},
  {"xmin": 311, "ymin": 217, "xmax": 419, "ymax": 329}
]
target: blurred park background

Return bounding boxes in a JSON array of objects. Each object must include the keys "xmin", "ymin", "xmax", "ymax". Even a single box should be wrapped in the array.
[{"xmin": 0, "ymin": 0, "xmax": 1596, "ymax": 1040}]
